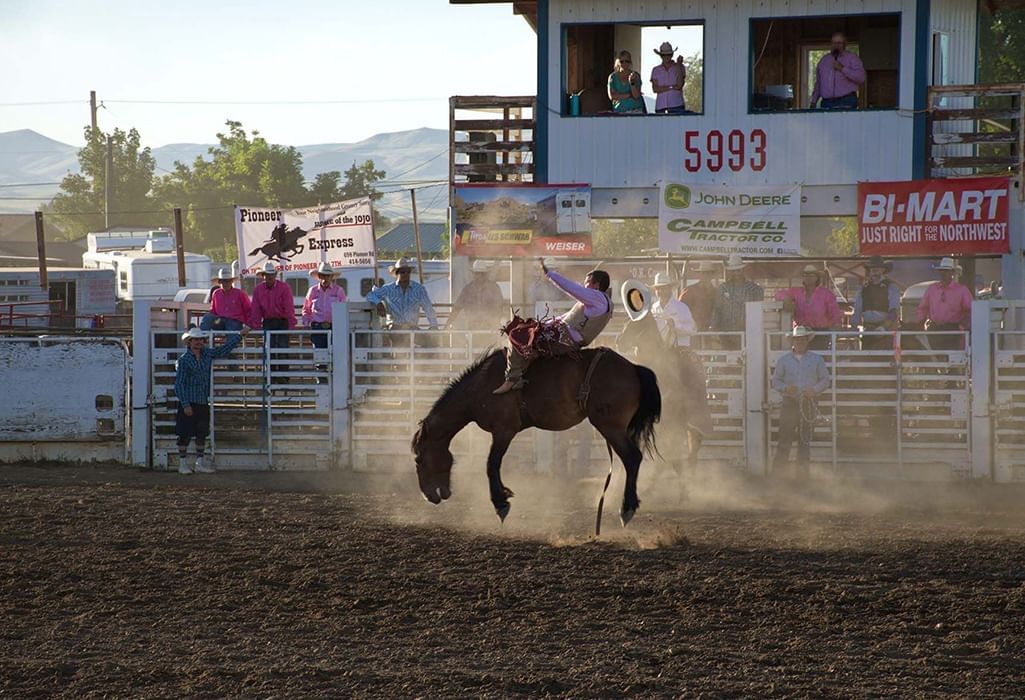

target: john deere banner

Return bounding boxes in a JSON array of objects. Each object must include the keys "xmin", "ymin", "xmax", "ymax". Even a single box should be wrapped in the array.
[
  {"xmin": 658, "ymin": 183, "xmax": 801, "ymax": 257},
  {"xmin": 235, "ymin": 197, "xmax": 376, "ymax": 275},
  {"xmin": 858, "ymin": 177, "xmax": 1010, "ymax": 256},
  {"xmin": 452, "ymin": 184, "xmax": 592, "ymax": 257}
]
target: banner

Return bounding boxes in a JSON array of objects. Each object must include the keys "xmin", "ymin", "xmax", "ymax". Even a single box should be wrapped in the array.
[
  {"xmin": 658, "ymin": 182, "xmax": 801, "ymax": 257},
  {"xmin": 235, "ymin": 197, "xmax": 376, "ymax": 275},
  {"xmin": 452, "ymin": 184, "xmax": 592, "ymax": 257},
  {"xmin": 858, "ymin": 177, "xmax": 1010, "ymax": 256}
]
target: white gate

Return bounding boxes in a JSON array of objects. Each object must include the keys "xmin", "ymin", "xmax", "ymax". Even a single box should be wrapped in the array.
[{"xmin": 993, "ymin": 331, "xmax": 1025, "ymax": 482}]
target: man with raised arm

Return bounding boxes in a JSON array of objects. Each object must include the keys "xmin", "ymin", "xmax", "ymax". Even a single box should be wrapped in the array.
[{"xmin": 493, "ymin": 258, "xmax": 612, "ymax": 395}]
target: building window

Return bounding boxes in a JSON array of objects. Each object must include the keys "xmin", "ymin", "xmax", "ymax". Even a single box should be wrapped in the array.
[
  {"xmin": 119, "ymin": 271, "xmax": 128, "ymax": 292},
  {"xmin": 563, "ymin": 22, "xmax": 704, "ymax": 116},
  {"xmin": 750, "ymin": 14, "xmax": 899, "ymax": 112}
]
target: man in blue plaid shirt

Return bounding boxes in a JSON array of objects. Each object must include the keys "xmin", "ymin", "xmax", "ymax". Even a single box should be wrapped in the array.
[
  {"xmin": 174, "ymin": 326, "xmax": 249, "ymax": 474},
  {"xmin": 366, "ymin": 258, "xmax": 439, "ymax": 330}
]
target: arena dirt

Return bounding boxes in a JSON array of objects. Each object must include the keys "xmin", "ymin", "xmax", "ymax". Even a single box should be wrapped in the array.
[{"xmin": 3, "ymin": 462, "xmax": 1025, "ymax": 697}]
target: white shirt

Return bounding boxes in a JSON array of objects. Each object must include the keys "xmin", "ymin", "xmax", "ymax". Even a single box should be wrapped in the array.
[{"xmin": 651, "ymin": 297, "xmax": 695, "ymax": 346}]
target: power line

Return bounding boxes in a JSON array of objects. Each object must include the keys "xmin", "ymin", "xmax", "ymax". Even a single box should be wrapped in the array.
[
  {"xmin": 385, "ymin": 149, "xmax": 449, "ymax": 180},
  {"xmin": 0, "ymin": 182, "xmax": 62, "ymax": 188},
  {"xmin": 0, "ymin": 100, "xmax": 84, "ymax": 107}
]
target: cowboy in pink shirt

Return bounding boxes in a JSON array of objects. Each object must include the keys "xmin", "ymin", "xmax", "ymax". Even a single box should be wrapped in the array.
[
  {"xmin": 916, "ymin": 257, "xmax": 972, "ymax": 350},
  {"xmin": 200, "ymin": 267, "xmax": 251, "ymax": 332},
  {"xmin": 810, "ymin": 32, "xmax": 866, "ymax": 110},
  {"xmin": 250, "ymin": 262, "xmax": 296, "ymax": 381},
  {"xmin": 302, "ymin": 262, "xmax": 348, "ymax": 349},
  {"xmin": 776, "ymin": 264, "xmax": 842, "ymax": 349}
]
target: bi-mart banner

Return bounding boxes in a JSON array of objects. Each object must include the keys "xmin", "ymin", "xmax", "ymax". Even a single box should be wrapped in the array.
[
  {"xmin": 452, "ymin": 184, "xmax": 592, "ymax": 257},
  {"xmin": 858, "ymin": 177, "xmax": 1010, "ymax": 256},
  {"xmin": 658, "ymin": 182, "xmax": 801, "ymax": 257},
  {"xmin": 235, "ymin": 197, "xmax": 376, "ymax": 275}
]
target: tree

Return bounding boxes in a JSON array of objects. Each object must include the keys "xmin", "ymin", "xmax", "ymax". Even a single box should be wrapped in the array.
[
  {"xmin": 826, "ymin": 217, "xmax": 858, "ymax": 256},
  {"xmin": 48, "ymin": 126, "xmax": 161, "ymax": 238},
  {"xmin": 978, "ymin": 8, "xmax": 1025, "ymax": 84},
  {"xmin": 683, "ymin": 53, "xmax": 703, "ymax": 114},
  {"xmin": 591, "ymin": 218, "xmax": 658, "ymax": 257}
]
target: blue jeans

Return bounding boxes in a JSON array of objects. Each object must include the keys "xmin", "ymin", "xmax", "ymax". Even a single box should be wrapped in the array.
[
  {"xmin": 819, "ymin": 94, "xmax": 858, "ymax": 110},
  {"xmin": 199, "ymin": 313, "xmax": 243, "ymax": 331},
  {"xmin": 310, "ymin": 321, "xmax": 331, "ymax": 349}
]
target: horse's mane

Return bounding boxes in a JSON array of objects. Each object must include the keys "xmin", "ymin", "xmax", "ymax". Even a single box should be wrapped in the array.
[{"xmin": 411, "ymin": 348, "xmax": 502, "ymax": 451}]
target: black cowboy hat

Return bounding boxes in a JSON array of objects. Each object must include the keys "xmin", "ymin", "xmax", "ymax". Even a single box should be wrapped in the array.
[{"xmin": 864, "ymin": 255, "xmax": 893, "ymax": 272}]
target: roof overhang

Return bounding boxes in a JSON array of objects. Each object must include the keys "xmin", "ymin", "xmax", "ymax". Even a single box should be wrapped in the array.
[{"xmin": 449, "ymin": 1, "xmax": 536, "ymax": 31}]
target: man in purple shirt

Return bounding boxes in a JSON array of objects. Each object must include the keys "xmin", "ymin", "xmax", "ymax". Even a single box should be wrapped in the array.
[
  {"xmin": 302, "ymin": 262, "xmax": 348, "ymax": 349},
  {"xmin": 810, "ymin": 32, "xmax": 866, "ymax": 110},
  {"xmin": 651, "ymin": 41, "xmax": 686, "ymax": 114},
  {"xmin": 493, "ymin": 259, "xmax": 613, "ymax": 394}
]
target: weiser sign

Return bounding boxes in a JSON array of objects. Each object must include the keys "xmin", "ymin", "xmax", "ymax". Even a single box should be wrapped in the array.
[
  {"xmin": 858, "ymin": 177, "xmax": 1010, "ymax": 256},
  {"xmin": 658, "ymin": 182, "xmax": 801, "ymax": 257},
  {"xmin": 235, "ymin": 197, "xmax": 376, "ymax": 275}
]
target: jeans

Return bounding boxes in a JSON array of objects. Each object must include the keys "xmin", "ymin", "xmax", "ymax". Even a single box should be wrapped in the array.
[
  {"xmin": 819, "ymin": 93, "xmax": 858, "ymax": 110},
  {"xmin": 262, "ymin": 318, "xmax": 290, "ymax": 380},
  {"xmin": 656, "ymin": 104, "xmax": 686, "ymax": 114},
  {"xmin": 309, "ymin": 321, "xmax": 331, "ymax": 349},
  {"xmin": 774, "ymin": 396, "xmax": 816, "ymax": 473},
  {"xmin": 199, "ymin": 313, "xmax": 244, "ymax": 332}
]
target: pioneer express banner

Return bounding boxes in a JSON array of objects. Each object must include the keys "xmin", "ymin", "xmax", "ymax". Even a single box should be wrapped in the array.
[
  {"xmin": 235, "ymin": 197, "xmax": 376, "ymax": 275},
  {"xmin": 452, "ymin": 184, "xmax": 592, "ymax": 257},
  {"xmin": 658, "ymin": 183, "xmax": 801, "ymax": 257},
  {"xmin": 858, "ymin": 177, "xmax": 1010, "ymax": 256}
]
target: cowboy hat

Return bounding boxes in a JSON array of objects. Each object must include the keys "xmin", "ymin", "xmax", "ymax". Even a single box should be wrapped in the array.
[
  {"xmin": 390, "ymin": 257, "xmax": 413, "ymax": 274},
  {"xmin": 725, "ymin": 253, "xmax": 746, "ymax": 271},
  {"xmin": 621, "ymin": 279, "xmax": 652, "ymax": 322},
  {"xmin": 790, "ymin": 325, "xmax": 816, "ymax": 338},
  {"xmin": 213, "ymin": 267, "xmax": 237, "ymax": 281},
  {"xmin": 652, "ymin": 272, "xmax": 677, "ymax": 288},
  {"xmin": 257, "ymin": 261, "xmax": 279, "ymax": 276},
  {"xmin": 471, "ymin": 260, "xmax": 494, "ymax": 273},
  {"xmin": 181, "ymin": 327, "xmax": 208, "ymax": 342},
  {"xmin": 864, "ymin": 256, "xmax": 893, "ymax": 272},
  {"xmin": 933, "ymin": 257, "xmax": 957, "ymax": 271},
  {"xmin": 310, "ymin": 261, "xmax": 337, "ymax": 278},
  {"xmin": 654, "ymin": 41, "xmax": 677, "ymax": 56},
  {"xmin": 802, "ymin": 264, "xmax": 823, "ymax": 278}
]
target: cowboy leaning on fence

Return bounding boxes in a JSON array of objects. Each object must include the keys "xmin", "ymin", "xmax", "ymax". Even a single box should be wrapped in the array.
[{"xmin": 493, "ymin": 258, "xmax": 612, "ymax": 395}]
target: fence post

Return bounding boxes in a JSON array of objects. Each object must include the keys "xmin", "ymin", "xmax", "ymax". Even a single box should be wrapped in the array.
[
  {"xmin": 332, "ymin": 302, "xmax": 351, "ymax": 469},
  {"xmin": 745, "ymin": 301, "xmax": 767, "ymax": 476},
  {"xmin": 130, "ymin": 301, "xmax": 153, "ymax": 468},
  {"xmin": 970, "ymin": 299, "xmax": 993, "ymax": 480}
]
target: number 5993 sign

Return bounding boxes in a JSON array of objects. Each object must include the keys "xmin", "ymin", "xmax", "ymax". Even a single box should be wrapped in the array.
[{"xmin": 684, "ymin": 129, "xmax": 767, "ymax": 173}]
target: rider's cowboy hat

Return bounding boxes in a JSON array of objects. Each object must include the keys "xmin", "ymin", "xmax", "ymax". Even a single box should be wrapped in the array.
[
  {"xmin": 652, "ymin": 272, "xmax": 677, "ymax": 288},
  {"xmin": 654, "ymin": 42, "xmax": 677, "ymax": 56},
  {"xmin": 181, "ymin": 327, "xmax": 208, "ymax": 342},
  {"xmin": 310, "ymin": 261, "xmax": 338, "ymax": 278},
  {"xmin": 471, "ymin": 260, "xmax": 494, "ymax": 273},
  {"xmin": 790, "ymin": 325, "xmax": 816, "ymax": 339},
  {"xmin": 621, "ymin": 279, "xmax": 653, "ymax": 322},
  {"xmin": 933, "ymin": 256, "xmax": 957, "ymax": 271},
  {"xmin": 724, "ymin": 253, "xmax": 747, "ymax": 271},
  {"xmin": 390, "ymin": 257, "xmax": 413, "ymax": 274},
  {"xmin": 864, "ymin": 256, "xmax": 893, "ymax": 273},
  {"xmin": 213, "ymin": 267, "xmax": 237, "ymax": 281},
  {"xmin": 257, "ymin": 261, "xmax": 279, "ymax": 276}
]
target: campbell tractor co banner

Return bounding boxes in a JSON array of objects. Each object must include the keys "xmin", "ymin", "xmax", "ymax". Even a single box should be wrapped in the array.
[
  {"xmin": 452, "ymin": 184, "xmax": 592, "ymax": 257},
  {"xmin": 235, "ymin": 197, "xmax": 376, "ymax": 275},
  {"xmin": 658, "ymin": 182, "xmax": 802, "ymax": 257},
  {"xmin": 858, "ymin": 177, "xmax": 1010, "ymax": 256}
]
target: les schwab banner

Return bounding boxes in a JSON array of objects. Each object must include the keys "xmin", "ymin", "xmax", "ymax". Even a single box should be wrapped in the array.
[
  {"xmin": 858, "ymin": 177, "xmax": 1010, "ymax": 256},
  {"xmin": 658, "ymin": 182, "xmax": 802, "ymax": 257},
  {"xmin": 452, "ymin": 184, "xmax": 592, "ymax": 257},
  {"xmin": 235, "ymin": 197, "xmax": 376, "ymax": 275}
]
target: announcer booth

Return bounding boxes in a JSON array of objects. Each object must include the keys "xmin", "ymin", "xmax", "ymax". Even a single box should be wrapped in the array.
[{"xmin": 443, "ymin": 0, "xmax": 1025, "ymax": 480}]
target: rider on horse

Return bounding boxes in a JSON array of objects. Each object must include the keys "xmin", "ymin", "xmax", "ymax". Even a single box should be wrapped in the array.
[{"xmin": 493, "ymin": 259, "xmax": 613, "ymax": 395}]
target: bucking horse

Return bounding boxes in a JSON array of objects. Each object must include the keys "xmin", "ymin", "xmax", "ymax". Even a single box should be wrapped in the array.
[{"xmin": 249, "ymin": 222, "xmax": 306, "ymax": 262}]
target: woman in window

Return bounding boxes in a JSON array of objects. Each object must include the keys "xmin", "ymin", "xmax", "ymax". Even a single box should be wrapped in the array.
[{"xmin": 607, "ymin": 50, "xmax": 644, "ymax": 114}]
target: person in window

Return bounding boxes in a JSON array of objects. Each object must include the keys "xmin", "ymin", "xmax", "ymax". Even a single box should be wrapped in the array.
[
  {"xmin": 809, "ymin": 32, "xmax": 866, "ymax": 110},
  {"xmin": 607, "ymin": 50, "xmax": 644, "ymax": 114},
  {"xmin": 650, "ymin": 42, "xmax": 686, "ymax": 114}
]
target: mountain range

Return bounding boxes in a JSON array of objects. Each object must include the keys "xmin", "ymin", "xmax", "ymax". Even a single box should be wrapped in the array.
[{"xmin": 0, "ymin": 127, "xmax": 449, "ymax": 221}]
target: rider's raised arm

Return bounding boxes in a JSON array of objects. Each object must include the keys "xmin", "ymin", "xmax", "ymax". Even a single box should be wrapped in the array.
[{"xmin": 546, "ymin": 270, "xmax": 608, "ymax": 315}]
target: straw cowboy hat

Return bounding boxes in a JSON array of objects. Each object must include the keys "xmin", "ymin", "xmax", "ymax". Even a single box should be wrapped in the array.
[
  {"xmin": 471, "ymin": 260, "xmax": 494, "ymax": 273},
  {"xmin": 933, "ymin": 257, "xmax": 957, "ymax": 271},
  {"xmin": 802, "ymin": 264, "xmax": 823, "ymax": 279},
  {"xmin": 864, "ymin": 256, "xmax": 893, "ymax": 273},
  {"xmin": 390, "ymin": 257, "xmax": 413, "ymax": 274},
  {"xmin": 652, "ymin": 272, "xmax": 677, "ymax": 289},
  {"xmin": 310, "ymin": 261, "xmax": 338, "ymax": 278},
  {"xmin": 181, "ymin": 327, "xmax": 207, "ymax": 342},
  {"xmin": 257, "ymin": 261, "xmax": 279, "ymax": 276},
  {"xmin": 621, "ymin": 279, "xmax": 652, "ymax": 322},
  {"xmin": 724, "ymin": 253, "xmax": 746, "ymax": 271},
  {"xmin": 790, "ymin": 325, "xmax": 816, "ymax": 339},
  {"xmin": 213, "ymin": 267, "xmax": 237, "ymax": 281},
  {"xmin": 654, "ymin": 42, "xmax": 677, "ymax": 56}
]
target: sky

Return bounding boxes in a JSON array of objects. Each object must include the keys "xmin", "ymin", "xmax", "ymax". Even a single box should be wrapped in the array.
[{"xmin": 0, "ymin": 0, "xmax": 538, "ymax": 147}]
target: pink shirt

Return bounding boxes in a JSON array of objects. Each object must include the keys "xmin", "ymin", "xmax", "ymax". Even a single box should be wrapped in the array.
[
  {"xmin": 810, "ymin": 50, "xmax": 866, "ymax": 104},
  {"xmin": 249, "ymin": 280, "xmax": 296, "ymax": 329},
  {"xmin": 547, "ymin": 271, "xmax": 611, "ymax": 343},
  {"xmin": 775, "ymin": 286, "xmax": 842, "ymax": 329},
  {"xmin": 916, "ymin": 281, "xmax": 972, "ymax": 325},
  {"xmin": 650, "ymin": 62, "xmax": 685, "ymax": 111},
  {"xmin": 210, "ymin": 287, "xmax": 251, "ymax": 324},
  {"xmin": 302, "ymin": 282, "xmax": 348, "ymax": 324}
]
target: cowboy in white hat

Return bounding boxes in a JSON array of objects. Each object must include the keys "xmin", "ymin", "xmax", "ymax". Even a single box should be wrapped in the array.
[
  {"xmin": 651, "ymin": 41, "xmax": 686, "ymax": 114},
  {"xmin": 851, "ymin": 256, "xmax": 900, "ymax": 349},
  {"xmin": 711, "ymin": 254, "xmax": 764, "ymax": 346},
  {"xmin": 366, "ymin": 257, "xmax": 438, "ymax": 331},
  {"xmin": 302, "ymin": 262, "xmax": 348, "ymax": 351},
  {"xmin": 174, "ymin": 324, "xmax": 250, "ymax": 475},
  {"xmin": 915, "ymin": 256, "xmax": 972, "ymax": 350},
  {"xmin": 649, "ymin": 273, "xmax": 694, "ymax": 345},
  {"xmin": 250, "ymin": 260, "xmax": 296, "ymax": 382},
  {"xmin": 447, "ymin": 259, "xmax": 506, "ymax": 331},
  {"xmin": 775, "ymin": 263, "xmax": 842, "ymax": 349},
  {"xmin": 771, "ymin": 325, "xmax": 831, "ymax": 477},
  {"xmin": 199, "ymin": 267, "xmax": 251, "ymax": 333}
]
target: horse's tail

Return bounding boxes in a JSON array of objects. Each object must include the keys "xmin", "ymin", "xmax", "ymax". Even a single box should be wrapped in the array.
[{"xmin": 629, "ymin": 364, "xmax": 661, "ymax": 458}]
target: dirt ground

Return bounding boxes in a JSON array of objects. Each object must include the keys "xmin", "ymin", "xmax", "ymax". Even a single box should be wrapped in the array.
[{"xmin": 3, "ymin": 462, "xmax": 1025, "ymax": 698}]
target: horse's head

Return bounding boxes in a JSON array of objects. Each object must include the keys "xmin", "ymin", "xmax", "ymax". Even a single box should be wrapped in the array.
[{"xmin": 411, "ymin": 419, "xmax": 453, "ymax": 504}]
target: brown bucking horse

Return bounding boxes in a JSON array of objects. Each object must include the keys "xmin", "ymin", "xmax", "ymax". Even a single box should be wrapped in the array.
[{"xmin": 412, "ymin": 348, "xmax": 661, "ymax": 526}]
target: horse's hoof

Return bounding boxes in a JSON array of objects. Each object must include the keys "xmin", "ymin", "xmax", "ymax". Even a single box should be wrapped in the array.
[
  {"xmin": 439, "ymin": 486, "xmax": 452, "ymax": 500},
  {"xmin": 423, "ymin": 491, "xmax": 441, "ymax": 505},
  {"xmin": 620, "ymin": 509, "xmax": 636, "ymax": 527},
  {"xmin": 502, "ymin": 486, "xmax": 515, "ymax": 498},
  {"xmin": 496, "ymin": 503, "xmax": 511, "ymax": 522}
]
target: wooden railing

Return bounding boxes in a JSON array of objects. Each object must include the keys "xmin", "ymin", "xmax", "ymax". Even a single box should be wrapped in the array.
[{"xmin": 449, "ymin": 96, "xmax": 535, "ymax": 184}]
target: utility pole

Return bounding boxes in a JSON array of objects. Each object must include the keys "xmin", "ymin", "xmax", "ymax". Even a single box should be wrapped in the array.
[
  {"xmin": 89, "ymin": 90, "xmax": 97, "ymax": 131},
  {"xmin": 104, "ymin": 136, "xmax": 114, "ymax": 230},
  {"xmin": 410, "ymin": 188, "xmax": 425, "ymax": 284},
  {"xmin": 173, "ymin": 208, "xmax": 186, "ymax": 288},
  {"xmin": 35, "ymin": 211, "xmax": 48, "ymax": 291}
]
